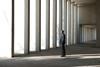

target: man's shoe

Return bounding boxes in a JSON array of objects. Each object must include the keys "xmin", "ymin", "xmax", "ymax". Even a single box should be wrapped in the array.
[{"xmin": 61, "ymin": 55, "xmax": 66, "ymax": 57}]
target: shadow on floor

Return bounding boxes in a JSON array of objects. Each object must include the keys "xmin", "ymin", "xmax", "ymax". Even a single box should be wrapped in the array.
[
  {"xmin": 2, "ymin": 55, "xmax": 100, "ymax": 67},
  {"xmin": 15, "ymin": 41, "xmax": 100, "ymax": 58}
]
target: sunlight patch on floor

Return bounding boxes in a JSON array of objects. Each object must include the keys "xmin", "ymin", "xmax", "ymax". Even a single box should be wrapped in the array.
[
  {"xmin": 66, "ymin": 54, "xmax": 100, "ymax": 59},
  {"xmin": 79, "ymin": 56, "xmax": 100, "ymax": 59},
  {"xmin": 14, "ymin": 55, "xmax": 66, "ymax": 61},
  {"xmin": 75, "ymin": 65, "xmax": 99, "ymax": 67},
  {"xmin": 12, "ymin": 53, "xmax": 100, "ymax": 61}
]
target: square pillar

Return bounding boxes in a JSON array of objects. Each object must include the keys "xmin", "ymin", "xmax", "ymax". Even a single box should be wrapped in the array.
[
  {"xmin": 36, "ymin": 0, "xmax": 41, "ymax": 51},
  {"xmin": 12, "ymin": 0, "xmax": 14, "ymax": 57},
  {"xmin": 59, "ymin": 0, "xmax": 62, "ymax": 45},
  {"xmin": 68, "ymin": 0, "xmax": 71, "ymax": 45},
  {"xmin": 71, "ymin": 3, "xmax": 74, "ymax": 44},
  {"xmin": 77, "ymin": 5, "xmax": 80, "ymax": 44},
  {"xmin": 53, "ymin": 0, "xmax": 57, "ymax": 48},
  {"xmin": 64, "ymin": 0, "xmax": 67, "ymax": 45},
  {"xmin": 46, "ymin": 0, "xmax": 50, "ymax": 49},
  {"xmin": 82, "ymin": 26, "xmax": 84, "ymax": 43},
  {"xmin": 79, "ymin": 25, "xmax": 82, "ymax": 43},
  {"xmin": 84, "ymin": 26, "xmax": 86, "ymax": 42},
  {"xmin": 73, "ymin": 4, "xmax": 77, "ymax": 44},
  {"xmin": 24, "ymin": 0, "xmax": 30, "ymax": 54}
]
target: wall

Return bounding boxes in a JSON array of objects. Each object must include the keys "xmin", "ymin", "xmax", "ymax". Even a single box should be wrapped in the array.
[
  {"xmin": 79, "ymin": 4, "xmax": 96, "ymax": 24},
  {"xmin": 96, "ymin": 0, "xmax": 100, "ymax": 47}
]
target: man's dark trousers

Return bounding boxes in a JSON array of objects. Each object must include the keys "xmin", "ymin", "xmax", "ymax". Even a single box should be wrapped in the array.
[{"xmin": 61, "ymin": 44, "xmax": 66, "ymax": 57}]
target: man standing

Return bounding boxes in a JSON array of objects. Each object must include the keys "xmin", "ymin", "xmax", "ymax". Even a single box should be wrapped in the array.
[{"xmin": 59, "ymin": 30, "xmax": 66, "ymax": 57}]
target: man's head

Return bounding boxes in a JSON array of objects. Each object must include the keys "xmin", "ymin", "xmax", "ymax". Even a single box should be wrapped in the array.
[{"xmin": 62, "ymin": 30, "xmax": 64, "ymax": 33}]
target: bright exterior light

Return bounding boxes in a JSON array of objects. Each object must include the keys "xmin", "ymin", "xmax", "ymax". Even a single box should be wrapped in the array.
[
  {"xmin": 30, "ymin": 0, "xmax": 36, "ymax": 51},
  {"xmin": 14, "ymin": 0, "xmax": 24, "ymax": 54},
  {"xmin": 0, "ymin": 0, "xmax": 11, "ymax": 57}
]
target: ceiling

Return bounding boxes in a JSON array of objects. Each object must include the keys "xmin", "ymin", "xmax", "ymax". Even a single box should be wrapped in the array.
[
  {"xmin": 72, "ymin": 0, "xmax": 96, "ymax": 5},
  {"xmin": 77, "ymin": 0, "xmax": 96, "ymax": 4}
]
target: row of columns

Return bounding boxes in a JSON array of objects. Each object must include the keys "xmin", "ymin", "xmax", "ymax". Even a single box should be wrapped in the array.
[
  {"xmin": 12, "ymin": 0, "xmax": 80, "ymax": 56},
  {"xmin": 68, "ymin": 0, "xmax": 79, "ymax": 45},
  {"xmin": 25, "ymin": 0, "xmax": 79, "ymax": 54},
  {"xmin": 80, "ymin": 25, "xmax": 96, "ymax": 43}
]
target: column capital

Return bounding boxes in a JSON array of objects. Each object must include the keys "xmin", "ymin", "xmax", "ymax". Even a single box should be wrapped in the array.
[
  {"xmin": 64, "ymin": 0, "xmax": 67, "ymax": 8},
  {"xmin": 77, "ymin": 4, "xmax": 80, "ymax": 7},
  {"xmin": 73, "ymin": 3, "xmax": 78, "ymax": 6},
  {"xmin": 68, "ymin": 0, "xmax": 71, "ymax": 2}
]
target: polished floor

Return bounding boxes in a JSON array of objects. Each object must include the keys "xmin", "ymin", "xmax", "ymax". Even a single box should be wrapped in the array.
[{"xmin": 0, "ymin": 42, "xmax": 100, "ymax": 67}]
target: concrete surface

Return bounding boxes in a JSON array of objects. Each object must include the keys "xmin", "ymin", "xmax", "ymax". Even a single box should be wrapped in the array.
[{"xmin": 0, "ymin": 43, "xmax": 100, "ymax": 67}]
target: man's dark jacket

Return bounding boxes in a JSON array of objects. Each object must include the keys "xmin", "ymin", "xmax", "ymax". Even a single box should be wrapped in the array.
[{"xmin": 59, "ymin": 33, "xmax": 66, "ymax": 45}]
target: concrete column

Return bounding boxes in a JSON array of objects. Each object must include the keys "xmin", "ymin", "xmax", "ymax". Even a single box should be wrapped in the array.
[
  {"xmin": 90, "ymin": 28, "xmax": 92, "ymax": 41},
  {"xmin": 85, "ymin": 28, "xmax": 87, "ymax": 42},
  {"xmin": 72, "ymin": 3, "xmax": 74, "ymax": 44},
  {"xmin": 87, "ymin": 28, "xmax": 88, "ymax": 41},
  {"xmin": 76, "ymin": 5, "xmax": 79, "ymax": 44},
  {"xmin": 95, "ymin": 28, "xmax": 96, "ymax": 40},
  {"xmin": 82, "ymin": 26, "xmax": 84, "ymax": 43},
  {"xmin": 68, "ymin": 0, "xmax": 71, "ymax": 45},
  {"xmin": 83, "ymin": 27, "xmax": 85, "ymax": 42},
  {"xmin": 53, "ymin": 0, "xmax": 57, "ymax": 48},
  {"xmin": 80, "ymin": 25, "xmax": 82, "ymax": 43},
  {"xmin": 93, "ymin": 28, "xmax": 95, "ymax": 40},
  {"xmin": 71, "ymin": 3, "xmax": 74, "ymax": 44},
  {"xmin": 85, "ymin": 27, "xmax": 86, "ymax": 42},
  {"xmin": 86, "ymin": 28, "xmax": 88, "ymax": 42},
  {"xmin": 95, "ymin": 28, "xmax": 96, "ymax": 41},
  {"xmin": 96, "ymin": 0, "xmax": 99, "ymax": 47},
  {"xmin": 73, "ymin": 4, "xmax": 77, "ymax": 44},
  {"xmin": 88, "ymin": 28, "xmax": 90, "ymax": 41},
  {"xmin": 85, "ymin": 27, "xmax": 87, "ymax": 42},
  {"xmin": 64, "ymin": 0, "xmax": 67, "ymax": 45},
  {"xmin": 81, "ymin": 26, "xmax": 83, "ymax": 43},
  {"xmin": 76, "ymin": 5, "xmax": 80, "ymax": 44},
  {"xmin": 83, "ymin": 26, "xmax": 85, "ymax": 43},
  {"xmin": 91, "ymin": 28, "xmax": 94, "ymax": 41},
  {"xmin": 36, "ymin": 0, "xmax": 41, "ymax": 51},
  {"xmin": 46, "ymin": 0, "xmax": 50, "ymax": 49},
  {"xmin": 91, "ymin": 28, "xmax": 94, "ymax": 40},
  {"xmin": 59, "ymin": 0, "xmax": 62, "ymax": 45},
  {"xmin": 24, "ymin": 0, "xmax": 30, "ymax": 54},
  {"xmin": 12, "ymin": 0, "xmax": 14, "ymax": 57},
  {"xmin": 93, "ymin": 28, "xmax": 96, "ymax": 40},
  {"xmin": 89, "ymin": 28, "xmax": 91, "ymax": 41}
]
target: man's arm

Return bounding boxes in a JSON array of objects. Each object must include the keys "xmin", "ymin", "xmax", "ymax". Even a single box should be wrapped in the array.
[{"xmin": 64, "ymin": 34, "xmax": 66, "ymax": 44}]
